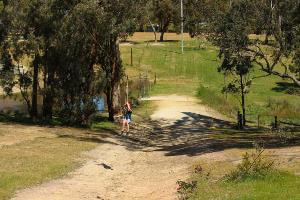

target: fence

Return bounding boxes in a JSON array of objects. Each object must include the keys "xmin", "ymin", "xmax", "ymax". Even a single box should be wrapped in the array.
[
  {"xmin": 236, "ymin": 112, "xmax": 300, "ymax": 131},
  {"xmin": 118, "ymin": 72, "xmax": 153, "ymax": 106}
]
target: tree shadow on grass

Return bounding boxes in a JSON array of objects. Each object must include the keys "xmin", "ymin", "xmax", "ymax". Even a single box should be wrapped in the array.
[
  {"xmin": 57, "ymin": 134, "xmax": 118, "ymax": 145},
  {"xmin": 144, "ymin": 39, "xmax": 181, "ymax": 43},
  {"xmin": 272, "ymin": 82, "xmax": 300, "ymax": 95}
]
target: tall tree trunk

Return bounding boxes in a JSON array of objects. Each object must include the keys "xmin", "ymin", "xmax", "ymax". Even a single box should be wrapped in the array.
[
  {"xmin": 160, "ymin": 31, "xmax": 165, "ymax": 42},
  {"xmin": 264, "ymin": 33, "xmax": 270, "ymax": 45},
  {"xmin": 43, "ymin": 69, "xmax": 54, "ymax": 119},
  {"xmin": 160, "ymin": 22, "xmax": 169, "ymax": 42},
  {"xmin": 31, "ymin": 56, "xmax": 38, "ymax": 120},
  {"xmin": 240, "ymin": 74, "xmax": 246, "ymax": 127},
  {"xmin": 106, "ymin": 37, "xmax": 122, "ymax": 122},
  {"xmin": 106, "ymin": 87, "xmax": 114, "ymax": 121},
  {"xmin": 42, "ymin": 49, "xmax": 54, "ymax": 120},
  {"xmin": 113, "ymin": 83, "xmax": 121, "ymax": 113}
]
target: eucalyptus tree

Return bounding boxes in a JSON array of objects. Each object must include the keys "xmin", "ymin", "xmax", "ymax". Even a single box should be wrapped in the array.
[
  {"xmin": 1, "ymin": 0, "xmax": 146, "ymax": 123},
  {"xmin": 54, "ymin": 1, "xmax": 106, "ymax": 124},
  {"xmin": 211, "ymin": 0, "xmax": 256, "ymax": 126},
  {"xmin": 198, "ymin": 0, "xmax": 300, "ymax": 125},
  {"xmin": 52, "ymin": 0, "xmax": 146, "ymax": 122},
  {"xmin": 152, "ymin": 0, "xmax": 180, "ymax": 41},
  {"xmin": 96, "ymin": 0, "xmax": 146, "ymax": 121},
  {"xmin": 249, "ymin": 0, "xmax": 300, "ymax": 87},
  {"xmin": 0, "ymin": 0, "xmax": 37, "ymax": 116},
  {"xmin": 0, "ymin": 0, "xmax": 81, "ymax": 120}
]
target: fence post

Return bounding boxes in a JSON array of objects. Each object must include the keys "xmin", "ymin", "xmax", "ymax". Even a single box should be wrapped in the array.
[
  {"xmin": 154, "ymin": 73, "xmax": 157, "ymax": 85},
  {"xmin": 145, "ymin": 73, "xmax": 148, "ymax": 96},
  {"xmin": 139, "ymin": 73, "xmax": 143, "ymax": 98},
  {"xmin": 240, "ymin": 113, "xmax": 243, "ymax": 129},
  {"xmin": 274, "ymin": 116, "xmax": 278, "ymax": 129},
  {"xmin": 257, "ymin": 115, "xmax": 260, "ymax": 128},
  {"xmin": 131, "ymin": 48, "xmax": 133, "ymax": 66}
]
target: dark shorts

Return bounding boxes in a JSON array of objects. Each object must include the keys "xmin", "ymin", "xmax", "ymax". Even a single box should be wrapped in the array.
[{"xmin": 123, "ymin": 114, "xmax": 131, "ymax": 123}]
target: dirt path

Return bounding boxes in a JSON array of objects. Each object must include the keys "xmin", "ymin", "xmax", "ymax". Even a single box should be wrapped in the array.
[
  {"xmin": 11, "ymin": 95, "xmax": 211, "ymax": 200},
  {"xmin": 10, "ymin": 95, "xmax": 300, "ymax": 200}
]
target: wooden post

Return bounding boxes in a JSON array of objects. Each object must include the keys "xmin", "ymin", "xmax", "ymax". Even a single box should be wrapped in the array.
[
  {"xmin": 224, "ymin": 74, "xmax": 227, "ymax": 100},
  {"xmin": 240, "ymin": 113, "xmax": 244, "ymax": 129},
  {"xmin": 131, "ymin": 48, "xmax": 133, "ymax": 66},
  {"xmin": 142, "ymin": 74, "xmax": 145, "ymax": 97},
  {"xmin": 149, "ymin": 76, "xmax": 152, "ymax": 93},
  {"xmin": 257, "ymin": 115, "xmax": 260, "ymax": 128},
  {"xmin": 237, "ymin": 111, "xmax": 243, "ymax": 129},
  {"xmin": 145, "ymin": 73, "xmax": 148, "ymax": 96},
  {"xmin": 274, "ymin": 116, "xmax": 278, "ymax": 129},
  {"xmin": 139, "ymin": 73, "xmax": 142, "ymax": 98},
  {"xmin": 154, "ymin": 73, "xmax": 157, "ymax": 85}
]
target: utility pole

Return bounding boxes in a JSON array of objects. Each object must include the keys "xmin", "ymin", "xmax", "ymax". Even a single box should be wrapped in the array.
[{"xmin": 181, "ymin": 0, "xmax": 184, "ymax": 54}]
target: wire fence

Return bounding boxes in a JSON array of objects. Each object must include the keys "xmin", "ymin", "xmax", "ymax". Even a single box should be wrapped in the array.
[
  {"xmin": 237, "ymin": 112, "xmax": 300, "ymax": 131},
  {"xmin": 118, "ymin": 73, "xmax": 153, "ymax": 106}
]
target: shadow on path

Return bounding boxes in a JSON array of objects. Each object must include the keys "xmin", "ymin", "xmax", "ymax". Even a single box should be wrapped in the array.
[
  {"xmin": 51, "ymin": 111, "xmax": 300, "ymax": 158},
  {"xmin": 115, "ymin": 112, "xmax": 300, "ymax": 157}
]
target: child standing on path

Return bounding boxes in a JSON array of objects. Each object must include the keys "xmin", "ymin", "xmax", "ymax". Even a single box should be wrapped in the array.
[{"xmin": 121, "ymin": 102, "xmax": 132, "ymax": 134}]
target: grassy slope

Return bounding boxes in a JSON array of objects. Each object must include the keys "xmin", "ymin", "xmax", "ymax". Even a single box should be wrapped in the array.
[
  {"xmin": 121, "ymin": 33, "xmax": 300, "ymax": 123},
  {"xmin": 121, "ymin": 33, "xmax": 300, "ymax": 199}
]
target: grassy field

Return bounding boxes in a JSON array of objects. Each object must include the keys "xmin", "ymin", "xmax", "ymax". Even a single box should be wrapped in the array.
[
  {"xmin": 121, "ymin": 33, "xmax": 300, "ymax": 199},
  {"xmin": 121, "ymin": 32, "xmax": 300, "ymax": 125},
  {"xmin": 0, "ymin": 125, "xmax": 98, "ymax": 200}
]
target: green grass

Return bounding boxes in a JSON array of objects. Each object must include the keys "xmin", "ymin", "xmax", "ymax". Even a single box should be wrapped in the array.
[
  {"xmin": 90, "ymin": 120, "xmax": 117, "ymax": 131},
  {"xmin": 190, "ymin": 171, "xmax": 300, "ymax": 200},
  {"xmin": 131, "ymin": 100, "xmax": 157, "ymax": 122},
  {"xmin": 120, "ymin": 36, "xmax": 300, "ymax": 124},
  {"xmin": 0, "ymin": 136, "xmax": 97, "ymax": 200}
]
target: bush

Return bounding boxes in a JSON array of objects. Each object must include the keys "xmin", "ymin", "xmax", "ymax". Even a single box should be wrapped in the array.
[
  {"xmin": 177, "ymin": 165, "xmax": 211, "ymax": 200},
  {"xmin": 177, "ymin": 180, "xmax": 197, "ymax": 200},
  {"xmin": 224, "ymin": 144, "xmax": 276, "ymax": 182}
]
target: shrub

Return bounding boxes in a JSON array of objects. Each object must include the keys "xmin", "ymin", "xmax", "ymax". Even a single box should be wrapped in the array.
[
  {"xmin": 177, "ymin": 165, "xmax": 211, "ymax": 200},
  {"xmin": 224, "ymin": 144, "xmax": 276, "ymax": 182},
  {"xmin": 177, "ymin": 180, "xmax": 197, "ymax": 200}
]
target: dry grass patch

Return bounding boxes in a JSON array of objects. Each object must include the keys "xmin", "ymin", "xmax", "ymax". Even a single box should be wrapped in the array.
[
  {"xmin": 0, "ymin": 124, "xmax": 98, "ymax": 200},
  {"xmin": 128, "ymin": 32, "xmax": 191, "ymax": 42}
]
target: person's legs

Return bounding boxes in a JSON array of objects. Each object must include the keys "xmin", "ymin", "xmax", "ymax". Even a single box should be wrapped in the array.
[
  {"xmin": 122, "ymin": 118, "xmax": 126, "ymax": 132},
  {"xmin": 126, "ymin": 119, "xmax": 130, "ymax": 132},
  {"xmin": 125, "ymin": 114, "xmax": 131, "ymax": 132}
]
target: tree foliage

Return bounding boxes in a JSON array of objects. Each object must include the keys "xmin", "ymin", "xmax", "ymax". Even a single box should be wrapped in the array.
[
  {"xmin": 152, "ymin": 0, "xmax": 180, "ymax": 41},
  {"xmin": 0, "ymin": 0, "xmax": 145, "ymax": 124}
]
